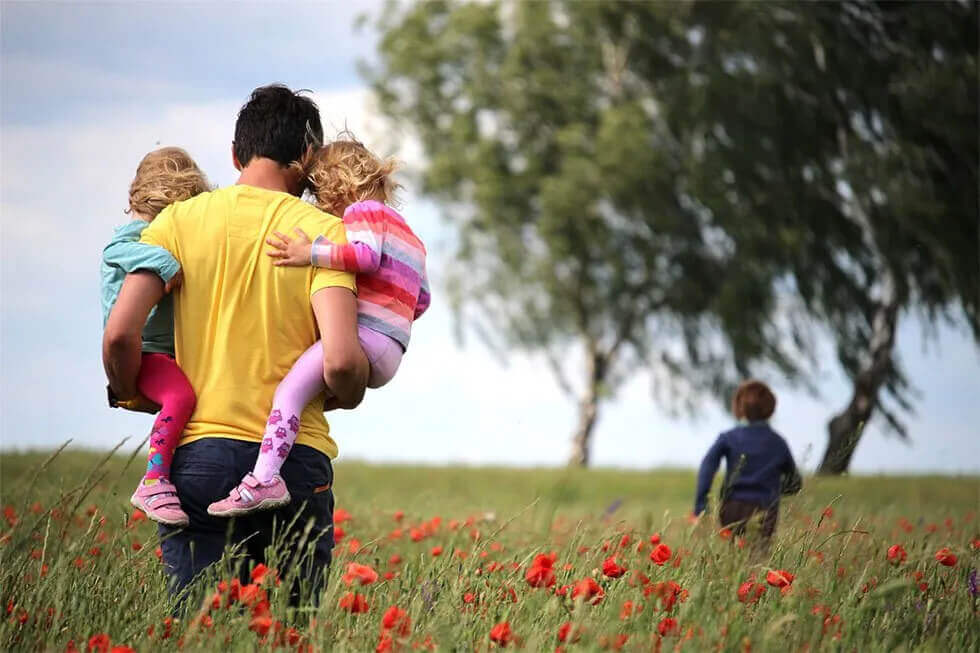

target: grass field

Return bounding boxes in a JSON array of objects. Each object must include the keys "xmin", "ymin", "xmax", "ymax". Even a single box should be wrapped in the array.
[{"xmin": 1, "ymin": 445, "xmax": 977, "ymax": 651}]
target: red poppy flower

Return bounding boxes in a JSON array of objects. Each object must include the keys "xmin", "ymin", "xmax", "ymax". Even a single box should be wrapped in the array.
[
  {"xmin": 718, "ymin": 528, "xmax": 733, "ymax": 540},
  {"xmin": 649, "ymin": 533, "xmax": 661, "ymax": 545},
  {"xmin": 766, "ymin": 570, "xmax": 795, "ymax": 588},
  {"xmin": 381, "ymin": 605, "xmax": 411, "ymax": 637},
  {"xmin": 619, "ymin": 600, "xmax": 635, "ymax": 619},
  {"xmin": 658, "ymin": 617, "xmax": 679, "ymax": 636},
  {"xmin": 334, "ymin": 508, "xmax": 352, "ymax": 524},
  {"xmin": 934, "ymin": 547, "xmax": 957, "ymax": 566},
  {"xmin": 109, "ymin": 647, "xmax": 135, "ymax": 653},
  {"xmin": 737, "ymin": 581, "xmax": 766, "ymax": 604},
  {"xmin": 557, "ymin": 622, "xmax": 582, "ymax": 643},
  {"xmin": 430, "ymin": 545, "xmax": 443, "ymax": 557},
  {"xmin": 886, "ymin": 544, "xmax": 907, "ymax": 565},
  {"xmin": 250, "ymin": 563, "xmax": 276, "ymax": 585},
  {"xmin": 126, "ymin": 510, "xmax": 146, "ymax": 528},
  {"xmin": 647, "ymin": 580, "xmax": 688, "ymax": 610},
  {"xmin": 87, "ymin": 634, "xmax": 111, "ymax": 653},
  {"xmin": 525, "ymin": 553, "xmax": 557, "ymax": 588},
  {"xmin": 602, "ymin": 556, "xmax": 627, "ymax": 579},
  {"xmin": 238, "ymin": 583, "xmax": 267, "ymax": 608},
  {"xmin": 334, "ymin": 525, "xmax": 346, "ymax": 543},
  {"xmin": 249, "ymin": 614, "xmax": 273, "ymax": 636},
  {"xmin": 342, "ymin": 562, "xmax": 379, "ymax": 586},
  {"xmin": 489, "ymin": 621, "xmax": 513, "ymax": 647},
  {"xmin": 650, "ymin": 543, "xmax": 672, "ymax": 566},
  {"xmin": 339, "ymin": 592, "xmax": 370, "ymax": 613},
  {"xmin": 571, "ymin": 577, "xmax": 605, "ymax": 605},
  {"xmin": 393, "ymin": 510, "xmax": 404, "ymax": 522},
  {"xmin": 376, "ymin": 632, "xmax": 394, "ymax": 652}
]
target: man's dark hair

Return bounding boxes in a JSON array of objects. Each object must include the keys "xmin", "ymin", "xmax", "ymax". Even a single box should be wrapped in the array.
[{"xmin": 233, "ymin": 84, "xmax": 323, "ymax": 167}]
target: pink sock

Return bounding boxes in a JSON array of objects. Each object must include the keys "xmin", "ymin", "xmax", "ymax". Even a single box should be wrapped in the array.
[
  {"xmin": 137, "ymin": 353, "xmax": 196, "ymax": 482},
  {"xmin": 252, "ymin": 341, "xmax": 326, "ymax": 483}
]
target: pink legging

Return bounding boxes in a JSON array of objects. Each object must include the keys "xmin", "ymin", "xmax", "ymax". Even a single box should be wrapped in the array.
[
  {"xmin": 252, "ymin": 326, "xmax": 402, "ymax": 482},
  {"xmin": 137, "ymin": 353, "xmax": 196, "ymax": 481}
]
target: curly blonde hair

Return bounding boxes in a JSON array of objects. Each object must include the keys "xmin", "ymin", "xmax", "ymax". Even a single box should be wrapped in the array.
[
  {"xmin": 128, "ymin": 147, "xmax": 210, "ymax": 220},
  {"xmin": 298, "ymin": 133, "xmax": 400, "ymax": 215}
]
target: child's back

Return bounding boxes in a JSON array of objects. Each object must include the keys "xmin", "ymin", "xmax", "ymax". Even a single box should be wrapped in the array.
[
  {"xmin": 693, "ymin": 380, "xmax": 801, "ymax": 540},
  {"xmin": 694, "ymin": 421, "xmax": 795, "ymax": 515},
  {"xmin": 332, "ymin": 199, "xmax": 428, "ymax": 349}
]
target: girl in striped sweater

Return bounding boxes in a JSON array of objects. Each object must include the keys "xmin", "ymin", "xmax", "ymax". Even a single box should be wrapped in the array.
[{"xmin": 208, "ymin": 137, "xmax": 429, "ymax": 516}]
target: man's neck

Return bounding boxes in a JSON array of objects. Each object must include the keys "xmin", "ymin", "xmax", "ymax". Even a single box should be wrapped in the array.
[{"xmin": 236, "ymin": 158, "xmax": 294, "ymax": 194}]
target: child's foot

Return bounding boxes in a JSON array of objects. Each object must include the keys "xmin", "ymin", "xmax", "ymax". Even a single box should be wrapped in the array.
[
  {"xmin": 207, "ymin": 473, "xmax": 290, "ymax": 517},
  {"xmin": 130, "ymin": 478, "xmax": 189, "ymax": 527}
]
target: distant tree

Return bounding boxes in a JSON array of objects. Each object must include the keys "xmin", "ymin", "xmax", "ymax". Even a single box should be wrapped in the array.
[
  {"xmin": 612, "ymin": 0, "xmax": 979, "ymax": 473},
  {"xmin": 366, "ymin": 0, "xmax": 978, "ymax": 469}
]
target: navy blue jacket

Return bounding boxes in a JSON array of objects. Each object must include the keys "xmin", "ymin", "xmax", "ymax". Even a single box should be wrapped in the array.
[{"xmin": 694, "ymin": 422, "xmax": 800, "ymax": 515}]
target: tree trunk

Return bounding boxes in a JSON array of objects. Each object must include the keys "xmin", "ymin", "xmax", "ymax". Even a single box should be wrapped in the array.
[
  {"xmin": 818, "ymin": 274, "xmax": 899, "ymax": 474},
  {"xmin": 567, "ymin": 349, "xmax": 605, "ymax": 467}
]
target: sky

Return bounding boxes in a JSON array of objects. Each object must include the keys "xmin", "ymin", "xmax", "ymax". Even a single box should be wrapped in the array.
[{"xmin": 1, "ymin": 2, "xmax": 978, "ymax": 475}]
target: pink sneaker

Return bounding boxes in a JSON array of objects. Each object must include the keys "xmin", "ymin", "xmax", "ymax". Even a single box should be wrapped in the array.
[
  {"xmin": 207, "ymin": 473, "xmax": 291, "ymax": 517},
  {"xmin": 131, "ymin": 479, "xmax": 189, "ymax": 527}
]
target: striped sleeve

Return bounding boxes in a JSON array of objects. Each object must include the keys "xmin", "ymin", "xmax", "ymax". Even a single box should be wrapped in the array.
[
  {"xmin": 310, "ymin": 202, "xmax": 386, "ymax": 273},
  {"xmin": 414, "ymin": 265, "xmax": 431, "ymax": 320}
]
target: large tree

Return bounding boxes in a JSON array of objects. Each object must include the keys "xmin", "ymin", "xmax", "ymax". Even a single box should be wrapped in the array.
[{"xmin": 366, "ymin": 0, "xmax": 978, "ymax": 469}]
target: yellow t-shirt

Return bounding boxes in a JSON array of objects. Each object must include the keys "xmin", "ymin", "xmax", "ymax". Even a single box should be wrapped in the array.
[{"xmin": 140, "ymin": 185, "xmax": 355, "ymax": 458}]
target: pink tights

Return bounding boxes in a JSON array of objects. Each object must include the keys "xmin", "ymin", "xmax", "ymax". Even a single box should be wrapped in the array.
[
  {"xmin": 137, "ymin": 353, "xmax": 196, "ymax": 482},
  {"xmin": 251, "ymin": 327, "xmax": 402, "ymax": 482}
]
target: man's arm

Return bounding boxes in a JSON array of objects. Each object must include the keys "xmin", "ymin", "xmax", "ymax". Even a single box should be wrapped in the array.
[
  {"xmin": 311, "ymin": 287, "xmax": 369, "ymax": 409},
  {"xmin": 103, "ymin": 271, "xmax": 164, "ymax": 400}
]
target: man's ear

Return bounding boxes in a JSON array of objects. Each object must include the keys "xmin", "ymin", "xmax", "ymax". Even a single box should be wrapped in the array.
[{"xmin": 231, "ymin": 143, "xmax": 242, "ymax": 171}]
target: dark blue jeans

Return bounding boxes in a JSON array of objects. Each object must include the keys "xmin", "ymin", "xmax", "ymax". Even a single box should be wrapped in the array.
[{"xmin": 158, "ymin": 438, "xmax": 334, "ymax": 605}]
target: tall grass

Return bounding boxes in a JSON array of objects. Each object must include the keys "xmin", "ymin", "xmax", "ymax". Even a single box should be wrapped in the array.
[{"xmin": 1, "ymin": 445, "xmax": 977, "ymax": 651}]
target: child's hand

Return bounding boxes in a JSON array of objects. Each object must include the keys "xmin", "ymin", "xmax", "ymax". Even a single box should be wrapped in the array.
[
  {"xmin": 164, "ymin": 270, "xmax": 183, "ymax": 294},
  {"xmin": 267, "ymin": 228, "xmax": 313, "ymax": 266}
]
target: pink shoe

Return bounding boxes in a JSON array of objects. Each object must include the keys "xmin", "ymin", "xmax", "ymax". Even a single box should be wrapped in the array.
[
  {"xmin": 131, "ymin": 479, "xmax": 189, "ymax": 527},
  {"xmin": 207, "ymin": 473, "xmax": 291, "ymax": 517}
]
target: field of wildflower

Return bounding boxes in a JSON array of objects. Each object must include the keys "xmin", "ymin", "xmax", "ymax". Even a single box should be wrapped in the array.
[{"xmin": 1, "ymin": 446, "xmax": 977, "ymax": 652}]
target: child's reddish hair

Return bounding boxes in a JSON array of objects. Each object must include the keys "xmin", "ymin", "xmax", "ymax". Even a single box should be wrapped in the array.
[{"xmin": 731, "ymin": 380, "xmax": 776, "ymax": 422}]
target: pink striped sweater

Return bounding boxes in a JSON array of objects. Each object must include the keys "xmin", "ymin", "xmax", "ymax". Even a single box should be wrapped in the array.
[{"xmin": 311, "ymin": 200, "xmax": 429, "ymax": 349}]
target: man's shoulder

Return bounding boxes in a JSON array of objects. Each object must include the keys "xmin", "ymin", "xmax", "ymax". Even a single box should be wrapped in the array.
[{"xmin": 284, "ymin": 199, "xmax": 346, "ymax": 239}]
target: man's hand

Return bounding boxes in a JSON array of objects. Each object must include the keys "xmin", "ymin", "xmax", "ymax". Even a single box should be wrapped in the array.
[
  {"xmin": 267, "ymin": 228, "xmax": 313, "ymax": 266},
  {"xmin": 164, "ymin": 269, "xmax": 184, "ymax": 294}
]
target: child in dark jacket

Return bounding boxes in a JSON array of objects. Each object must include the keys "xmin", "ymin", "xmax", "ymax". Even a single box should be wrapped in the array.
[{"xmin": 693, "ymin": 380, "xmax": 801, "ymax": 542}]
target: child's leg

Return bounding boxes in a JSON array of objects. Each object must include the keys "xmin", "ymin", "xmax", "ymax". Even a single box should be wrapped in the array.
[
  {"xmin": 252, "ymin": 341, "xmax": 327, "ymax": 483},
  {"xmin": 137, "ymin": 353, "xmax": 196, "ymax": 483},
  {"xmin": 358, "ymin": 326, "xmax": 404, "ymax": 389}
]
